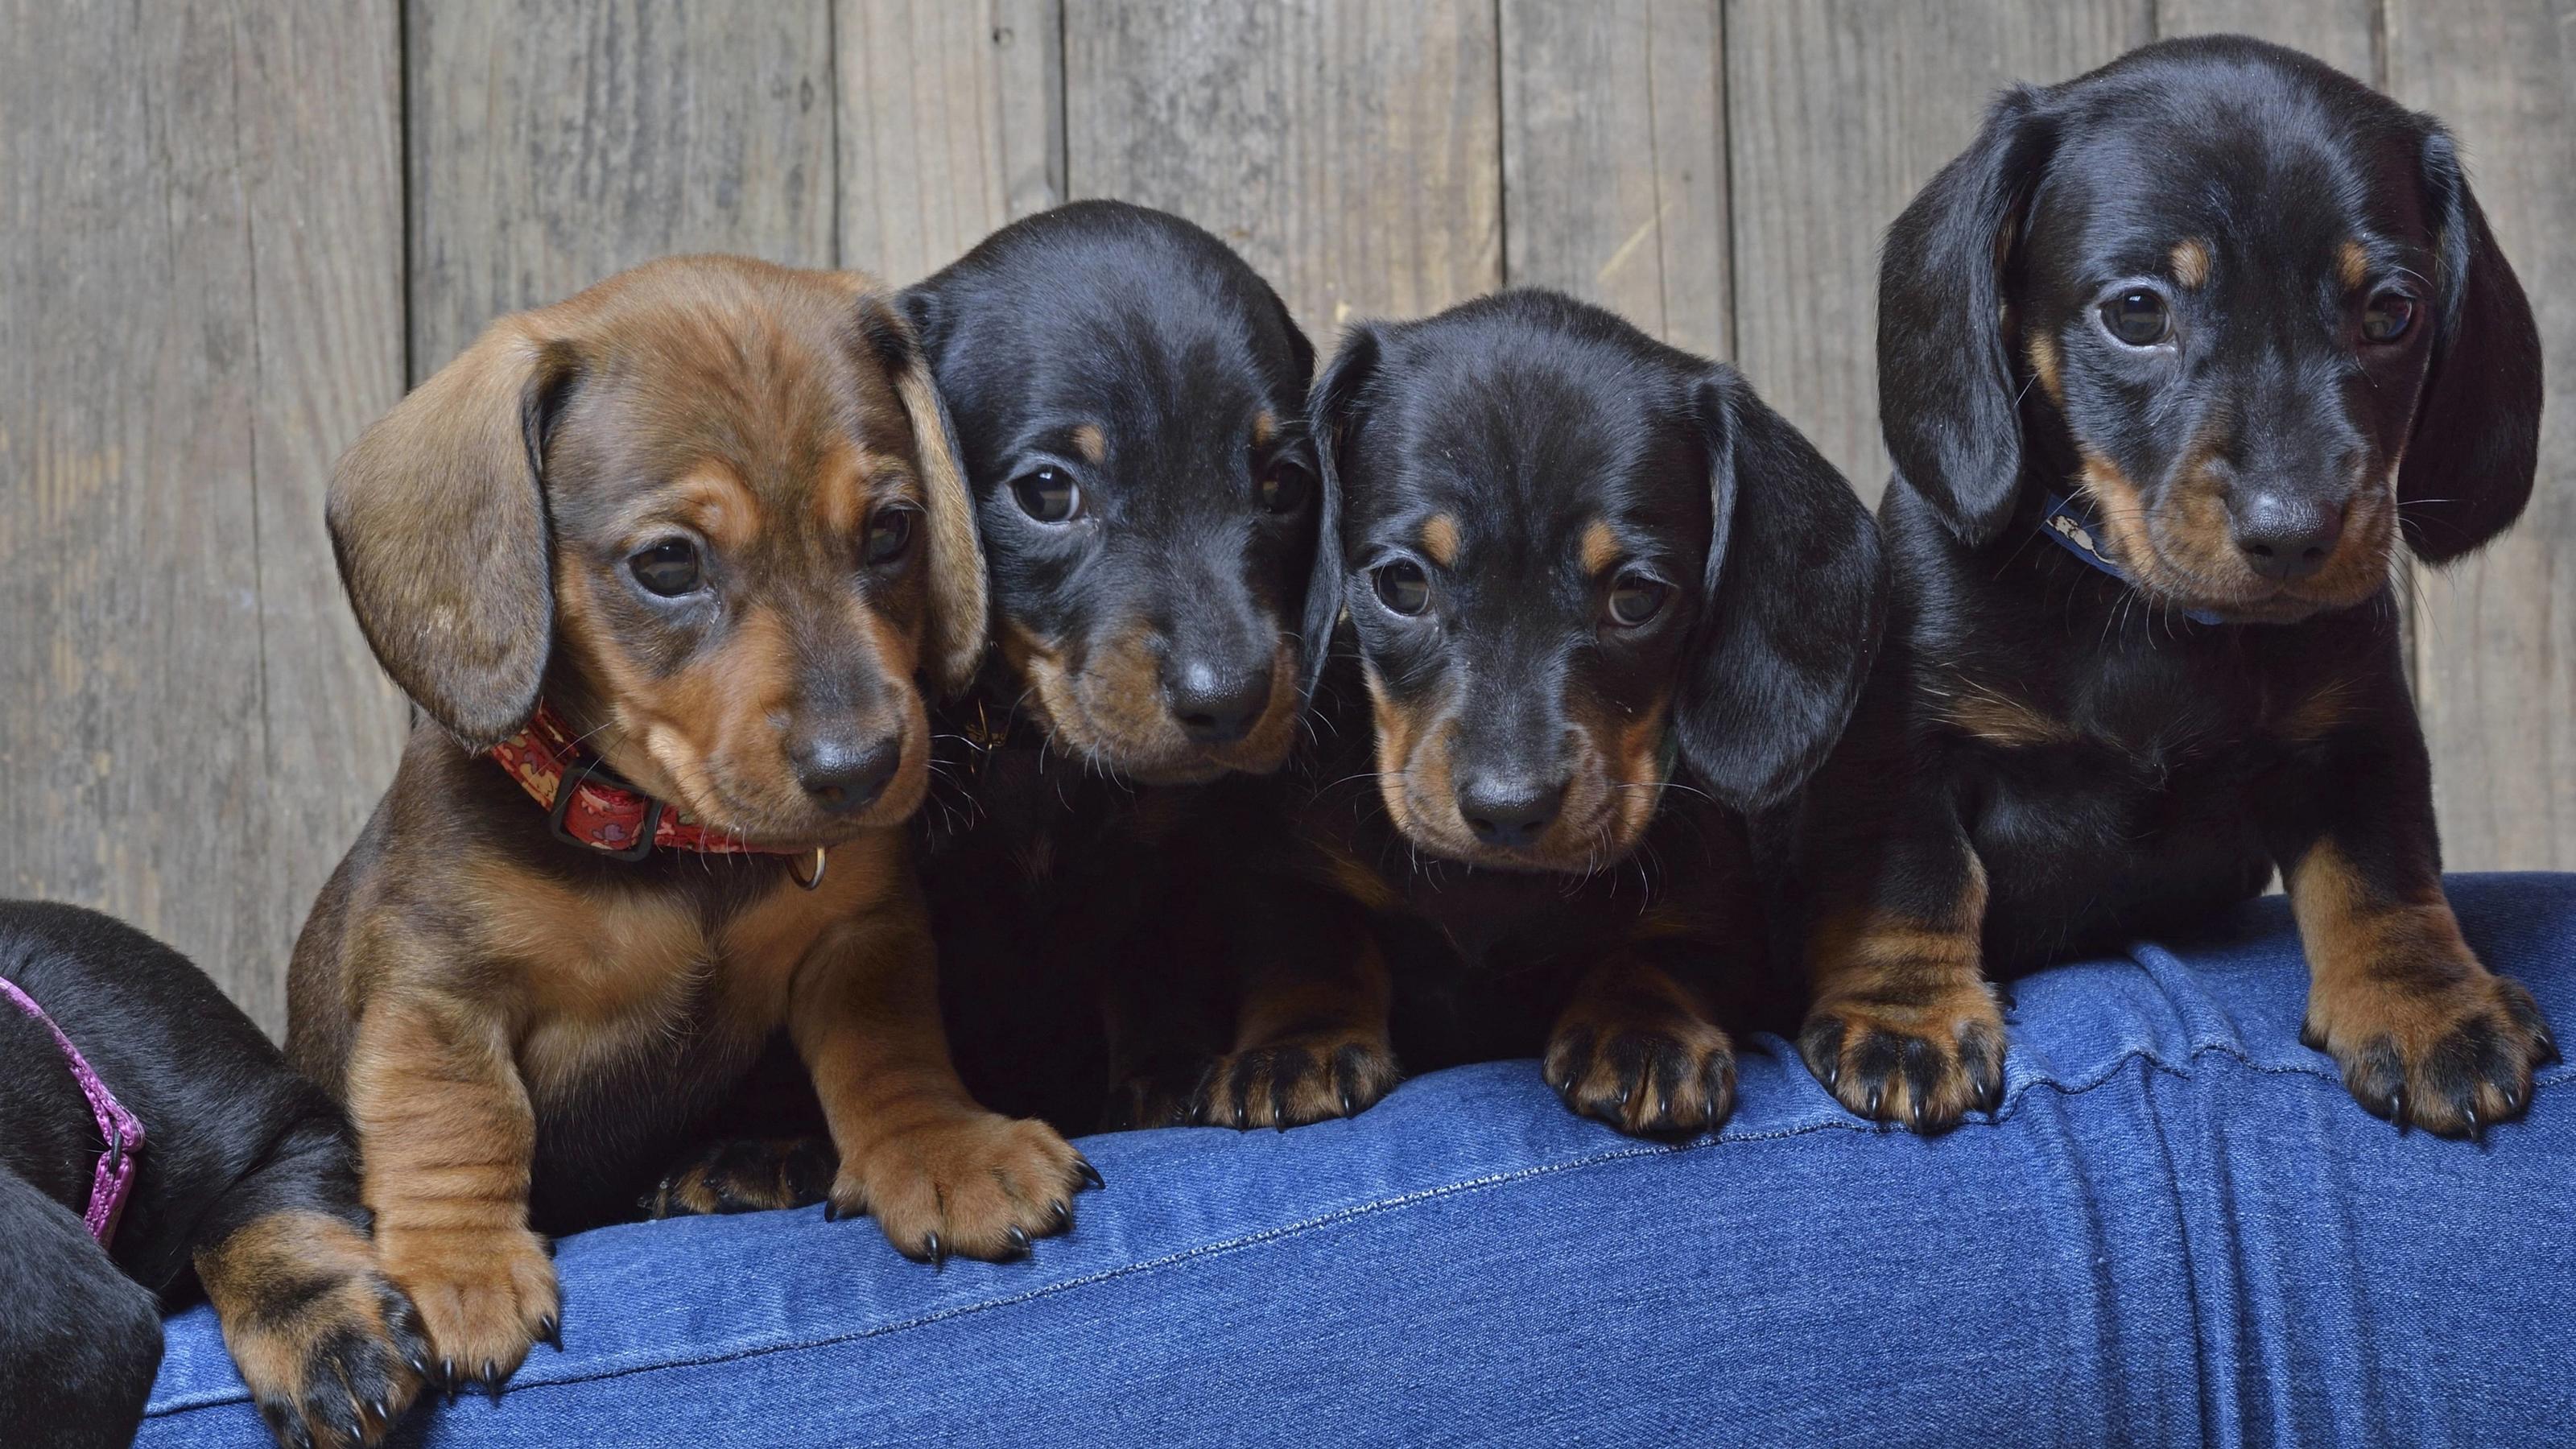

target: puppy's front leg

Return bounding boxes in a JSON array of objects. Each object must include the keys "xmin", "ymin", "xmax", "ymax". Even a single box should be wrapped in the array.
[
  {"xmin": 792, "ymin": 894, "xmax": 1095, "ymax": 1263},
  {"xmin": 192, "ymin": 1117, "xmax": 428, "ymax": 1447},
  {"xmin": 1546, "ymin": 952, "xmax": 1736, "ymax": 1136},
  {"xmin": 1797, "ymin": 789, "xmax": 2008, "ymax": 1134},
  {"xmin": 1175, "ymin": 878, "xmax": 1401, "ymax": 1130},
  {"xmin": 347, "ymin": 990, "xmax": 556, "ymax": 1397},
  {"xmin": 2268, "ymin": 686, "xmax": 2557, "ymax": 1137}
]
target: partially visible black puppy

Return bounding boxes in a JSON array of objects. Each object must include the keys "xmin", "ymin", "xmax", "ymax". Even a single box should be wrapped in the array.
[
  {"xmin": 903, "ymin": 201, "xmax": 1329, "ymax": 1131},
  {"xmin": 1793, "ymin": 36, "xmax": 2552, "ymax": 1136},
  {"xmin": 1, "ymin": 902, "xmax": 424, "ymax": 1449},
  {"xmin": 638, "ymin": 202, "xmax": 1327, "ymax": 1195},
  {"xmin": 1171, "ymin": 290, "xmax": 1884, "ymax": 1135}
]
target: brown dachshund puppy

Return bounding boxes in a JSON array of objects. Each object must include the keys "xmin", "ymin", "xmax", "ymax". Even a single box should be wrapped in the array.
[
  {"xmin": 1794, "ymin": 37, "xmax": 2553, "ymax": 1137},
  {"xmin": 291, "ymin": 257, "xmax": 1092, "ymax": 1399}
]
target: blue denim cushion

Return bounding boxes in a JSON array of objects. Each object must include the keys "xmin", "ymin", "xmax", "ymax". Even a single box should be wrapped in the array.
[{"xmin": 145, "ymin": 874, "xmax": 2576, "ymax": 1447}]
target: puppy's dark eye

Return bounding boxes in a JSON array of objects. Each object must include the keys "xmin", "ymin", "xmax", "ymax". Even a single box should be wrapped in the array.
[
  {"xmin": 1372, "ymin": 560, "xmax": 1430, "ymax": 617},
  {"xmin": 1257, "ymin": 461, "xmax": 1314, "ymax": 516},
  {"xmin": 2361, "ymin": 290, "xmax": 2417, "ymax": 345},
  {"xmin": 629, "ymin": 539, "xmax": 703, "ymax": 597},
  {"xmin": 1011, "ymin": 467, "xmax": 1080, "ymax": 522},
  {"xmin": 863, "ymin": 506, "xmax": 918, "ymax": 566},
  {"xmin": 2099, "ymin": 289, "xmax": 2171, "ymax": 347},
  {"xmin": 1605, "ymin": 572, "xmax": 1671, "ymax": 628}
]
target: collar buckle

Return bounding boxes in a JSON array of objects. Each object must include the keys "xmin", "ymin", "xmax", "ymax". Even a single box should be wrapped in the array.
[{"xmin": 547, "ymin": 754, "xmax": 661, "ymax": 861}]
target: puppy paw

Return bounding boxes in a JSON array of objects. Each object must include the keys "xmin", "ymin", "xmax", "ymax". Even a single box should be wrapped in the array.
[
  {"xmin": 200, "ymin": 1212, "xmax": 430, "ymax": 1448},
  {"xmin": 2304, "ymin": 968, "xmax": 2557, "ymax": 1139},
  {"xmin": 641, "ymin": 1137, "xmax": 836, "ymax": 1218},
  {"xmin": 1182, "ymin": 1031, "xmax": 1402, "ymax": 1129},
  {"xmin": 830, "ymin": 1112, "xmax": 1100, "ymax": 1263},
  {"xmin": 375, "ymin": 1221, "xmax": 559, "ymax": 1401},
  {"xmin": 1545, "ymin": 1013, "xmax": 1736, "ymax": 1137},
  {"xmin": 1800, "ymin": 984, "xmax": 2008, "ymax": 1134}
]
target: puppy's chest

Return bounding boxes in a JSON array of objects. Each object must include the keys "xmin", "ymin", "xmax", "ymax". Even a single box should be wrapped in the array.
[{"xmin": 500, "ymin": 876, "xmax": 836, "ymax": 1100}]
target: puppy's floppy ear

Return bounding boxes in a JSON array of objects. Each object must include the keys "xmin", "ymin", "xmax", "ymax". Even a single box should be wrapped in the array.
[
  {"xmin": 2398, "ymin": 125, "xmax": 2541, "ymax": 564},
  {"xmin": 327, "ymin": 320, "xmax": 577, "ymax": 749},
  {"xmin": 1675, "ymin": 369, "xmax": 1886, "ymax": 813},
  {"xmin": 1301, "ymin": 323, "xmax": 1381, "ymax": 700},
  {"xmin": 1878, "ymin": 85, "xmax": 2055, "ymax": 547},
  {"xmin": 859, "ymin": 292, "xmax": 989, "ymax": 696}
]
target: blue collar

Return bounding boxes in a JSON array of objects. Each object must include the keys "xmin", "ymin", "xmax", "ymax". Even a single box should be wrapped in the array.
[{"xmin": 2034, "ymin": 493, "xmax": 2224, "ymax": 626}]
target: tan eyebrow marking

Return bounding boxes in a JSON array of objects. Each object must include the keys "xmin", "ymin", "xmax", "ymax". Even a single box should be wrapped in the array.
[
  {"xmin": 2169, "ymin": 238, "xmax": 2211, "ymax": 289},
  {"xmin": 1251, "ymin": 410, "xmax": 1277, "ymax": 448},
  {"xmin": 1420, "ymin": 513, "xmax": 1460, "ymax": 568},
  {"xmin": 2338, "ymin": 239, "xmax": 2371, "ymax": 291},
  {"xmin": 1071, "ymin": 423, "xmax": 1107, "ymax": 464},
  {"xmin": 667, "ymin": 466, "xmax": 762, "ymax": 551},
  {"xmin": 1580, "ymin": 519, "xmax": 1622, "ymax": 576}
]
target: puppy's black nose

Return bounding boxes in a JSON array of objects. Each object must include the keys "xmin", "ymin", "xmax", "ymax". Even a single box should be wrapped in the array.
[
  {"xmin": 1455, "ymin": 774, "xmax": 1564, "ymax": 850},
  {"xmin": 1164, "ymin": 658, "xmax": 1272, "ymax": 745},
  {"xmin": 2227, "ymin": 490, "xmax": 2343, "ymax": 582},
  {"xmin": 793, "ymin": 735, "xmax": 902, "ymax": 815}
]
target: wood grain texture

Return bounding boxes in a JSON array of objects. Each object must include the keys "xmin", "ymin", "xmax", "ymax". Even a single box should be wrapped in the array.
[
  {"xmin": 1063, "ymin": 0, "xmax": 1502, "ymax": 349},
  {"xmin": 2388, "ymin": 0, "xmax": 2574, "ymax": 869},
  {"xmin": 838, "ymin": 0, "xmax": 1064, "ymax": 285},
  {"xmin": 407, "ymin": 0, "xmax": 838, "ymax": 373},
  {"xmin": 0, "ymin": 2, "xmax": 404, "ymax": 1033},
  {"xmin": 2153, "ymin": 0, "xmax": 2380, "ymax": 82},
  {"xmin": 1725, "ymin": 0, "xmax": 2153, "ymax": 501},
  {"xmin": 1501, "ymin": 0, "xmax": 1729, "ymax": 359}
]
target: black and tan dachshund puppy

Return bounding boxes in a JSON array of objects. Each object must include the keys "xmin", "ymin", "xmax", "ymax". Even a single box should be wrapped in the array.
[
  {"xmin": 898, "ymin": 201, "xmax": 1333, "ymax": 1133},
  {"xmin": 2, "ymin": 902, "xmax": 425, "ymax": 1449},
  {"xmin": 1793, "ymin": 36, "xmax": 2553, "ymax": 1137},
  {"xmin": 1183, "ymin": 290, "xmax": 1884, "ymax": 1135}
]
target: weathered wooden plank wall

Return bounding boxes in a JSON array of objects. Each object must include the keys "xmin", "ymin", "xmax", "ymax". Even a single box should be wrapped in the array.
[{"xmin": 4, "ymin": 0, "xmax": 2567, "ymax": 1028}]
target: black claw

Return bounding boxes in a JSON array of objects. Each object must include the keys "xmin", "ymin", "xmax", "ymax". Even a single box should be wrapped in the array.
[
  {"xmin": 539, "ymin": 1313, "xmax": 563, "ymax": 1351},
  {"xmin": 1821, "ymin": 1059, "xmax": 1841, "ymax": 1091},
  {"xmin": 440, "ymin": 1357, "xmax": 456, "ymax": 1389},
  {"xmin": 1075, "ymin": 1159, "xmax": 1105, "ymax": 1191},
  {"xmin": 1909, "ymin": 1095, "xmax": 1930, "ymax": 1133},
  {"xmin": 1049, "ymin": 1199, "xmax": 1072, "ymax": 1230},
  {"xmin": 407, "ymin": 1352, "xmax": 431, "ymax": 1382},
  {"xmin": 1613, "ymin": 1085, "xmax": 1631, "ymax": 1108},
  {"xmin": 1005, "ymin": 1224, "xmax": 1032, "ymax": 1257},
  {"xmin": 371, "ymin": 1397, "xmax": 390, "ymax": 1426},
  {"xmin": 2464, "ymin": 1104, "xmax": 2484, "ymax": 1143},
  {"xmin": 481, "ymin": 1364, "xmax": 504, "ymax": 1405},
  {"xmin": 2538, "ymin": 1031, "xmax": 2563, "ymax": 1067},
  {"xmin": 1340, "ymin": 1090, "xmax": 1356, "ymax": 1117},
  {"xmin": 822, "ymin": 1198, "xmax": 840, "ymax": 1222},
  {"xmin": 925, "ymin": 1231, "xmax": 946, "ymax": 1266},
  {"xmin": 1863, "ymin": 1084, "xmax": 1884, "ymax": 1118},
  {"xmin": 2392, "ymin": 1084, "xmax": 2409, "ymax": 1135}
]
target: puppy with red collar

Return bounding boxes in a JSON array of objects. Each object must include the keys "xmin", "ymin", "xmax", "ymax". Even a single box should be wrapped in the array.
[{"xmin": 292, "ymin": 256, "xmax": 1093, "ymax": 1399}]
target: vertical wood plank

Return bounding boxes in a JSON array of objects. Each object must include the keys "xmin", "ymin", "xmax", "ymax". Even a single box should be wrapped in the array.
[
  {"xmin": 1064, "ymin": 0, "xmax": 1503, "ymax": 347},
  {"xmin": 0, "ymin": 1, "xmax": 405, "ymax": 1032},
  {"xmin": 1725, "ymin": 0, "xmax": 2153, "ymax": 502},
  {"xmin": 2153, "ymin": 0, "xmax": 2380, "ymax": 83},
  {"xmin": 1500, "ymin": 0, "xmax": 1730, "ymax": 359},
  {"xmin": 2388, "ymin": 0, "xmax": 2575, "ymax": 869},
  {"xmin": 838, "ymin": 0, "xmax": 1065, "ymax": 284},
  {"xmin": 407, "ymin": 0, "xmax": 838, "ymax": 374}
]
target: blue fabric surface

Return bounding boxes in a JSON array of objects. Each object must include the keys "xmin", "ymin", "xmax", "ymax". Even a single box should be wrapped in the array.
[{"xmin": 145, "ymin": 875, "xmax": 2576, "ymax": 1446}]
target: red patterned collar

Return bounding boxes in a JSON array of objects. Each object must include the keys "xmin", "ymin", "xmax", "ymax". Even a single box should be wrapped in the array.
[{"xmin": 489, "ymin": 701, "xmax": 807, "ymax": 861}]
